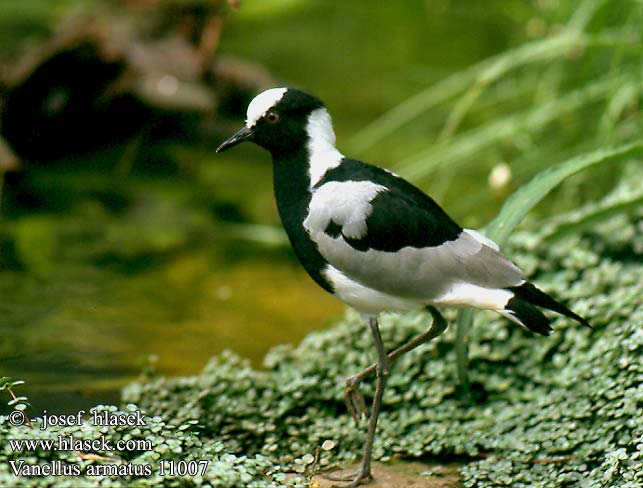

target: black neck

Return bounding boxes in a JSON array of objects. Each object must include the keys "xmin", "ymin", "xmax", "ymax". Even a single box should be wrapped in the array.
[
  {"xmin": 272, "ymin": 146, "xmax": 311, "ymax": 210},
  {"xmin": 271, "ymin": 146, "xmax": 334, "ymax": 293}
]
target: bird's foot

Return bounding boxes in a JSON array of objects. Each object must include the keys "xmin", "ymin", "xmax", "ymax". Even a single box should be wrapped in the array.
[
  {"xmin": 323, "ymin": 466, "xmax": 372, "ymax": 487},
  {"xmin": 344, "ymin": 376, "xmax": 369, "ymax": 425}
]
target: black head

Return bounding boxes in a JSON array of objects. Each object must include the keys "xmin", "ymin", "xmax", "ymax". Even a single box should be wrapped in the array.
[{"xmin": 216, "ymin": 88, "xmax": 325, "ymax": 156}]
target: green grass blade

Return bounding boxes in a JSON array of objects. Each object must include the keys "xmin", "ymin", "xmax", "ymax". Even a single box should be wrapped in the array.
[
  {"xmin": 485, "ymin": 140, "xmax": 643, "ymax": 246},
  {"xmin": 347, "ymin": 34, "xmax": 577, "ymax": 153},
  {"xmin": 396, "ymin": 77, "xmax": 620, "ymax": 183},
  {"xmin": 542, "ymin": 190, "xmax": 643, "ymax": 242},
  {"xmin": 455, "ymin": 308, "xmax": 473, "ymax": 396},
  {"xmin": 567, "ymin": 0, "xmax": 610, "ymax": 32}
]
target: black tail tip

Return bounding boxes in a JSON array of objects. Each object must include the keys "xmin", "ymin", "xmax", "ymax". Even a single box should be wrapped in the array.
[
  {"xmin": 509, "ymin": 282, "xmax": 592, "ymax": 330},
  {"xmin": 504, "ymin": 297, "xmax": 553, "ymax": 336}
]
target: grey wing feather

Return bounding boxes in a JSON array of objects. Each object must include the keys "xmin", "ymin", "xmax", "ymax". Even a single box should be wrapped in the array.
[
  {"xmin": 459, "ymin": 235, "xmax": 524, "ymax": 288},
  {"xmin": 312, "ymin": 226, "xmax": 524, "ymax": 301}
]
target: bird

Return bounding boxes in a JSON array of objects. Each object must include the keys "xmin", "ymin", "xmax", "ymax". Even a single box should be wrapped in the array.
[{"xmin": 216, "ymin": 87, "xmax": 591, "ymax": 487}]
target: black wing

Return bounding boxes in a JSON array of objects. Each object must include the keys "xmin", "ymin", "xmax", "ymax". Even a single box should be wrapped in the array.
[{"xmin": 317, "ymin": 159, "xmax": 462, "ymax": 252}]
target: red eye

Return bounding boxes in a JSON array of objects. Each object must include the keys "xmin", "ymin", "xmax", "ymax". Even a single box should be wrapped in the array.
[{"xmin": 266, "ymin": 112, "xmax": 280, "ymax": 124}]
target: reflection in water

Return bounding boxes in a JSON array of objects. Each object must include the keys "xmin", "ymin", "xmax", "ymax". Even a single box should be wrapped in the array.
[{"xmin": 1, "ymin": 246, "xmax": 343, "ymax": 414}]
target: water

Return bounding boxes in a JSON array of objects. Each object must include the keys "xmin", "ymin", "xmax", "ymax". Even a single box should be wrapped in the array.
[{"xmin": 0, "ymin": 150, "xmax": 349, "ymax": 414}]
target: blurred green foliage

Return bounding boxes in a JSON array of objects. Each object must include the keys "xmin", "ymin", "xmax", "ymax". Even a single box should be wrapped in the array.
[
  {"xmin": 347, "ymin": 0, "xmax": 642, "ymax": 225},
  {"xmin": 0, "ymin": 1, "xmax": 98, "ymax": 57}
]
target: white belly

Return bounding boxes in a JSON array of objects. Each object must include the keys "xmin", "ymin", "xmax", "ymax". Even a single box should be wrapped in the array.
[{"xmin": 323, "ymin": 265, "xmax": 423, "ymax": 314}]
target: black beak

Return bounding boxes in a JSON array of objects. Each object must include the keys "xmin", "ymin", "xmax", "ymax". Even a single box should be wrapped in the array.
[{"xmin": 216, "ymin": 126, "xmax": 253, "ymax": 153}]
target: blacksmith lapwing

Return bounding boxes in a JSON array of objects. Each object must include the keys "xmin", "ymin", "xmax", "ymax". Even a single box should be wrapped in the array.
[{"xmin": 217, "ymin": 87, "xmax": 590, "ymax": 487}]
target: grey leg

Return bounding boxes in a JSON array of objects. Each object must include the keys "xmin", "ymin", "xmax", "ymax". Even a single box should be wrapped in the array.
[
  {"xmin": 326, "ymin": 307, "xmax": 448, "ymax": 487},
  {"xmin": 328, "ymin": 316, "xmax": 389, "ymax": 487},
  {"xmin": 344, "ymin": 307, "xmax": 447, "ymax": 423}
]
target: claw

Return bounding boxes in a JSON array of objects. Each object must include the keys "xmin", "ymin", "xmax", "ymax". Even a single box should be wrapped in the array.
[{"xmin": 323, "ymin": 467, "xmax": 372, "ymax": 487}]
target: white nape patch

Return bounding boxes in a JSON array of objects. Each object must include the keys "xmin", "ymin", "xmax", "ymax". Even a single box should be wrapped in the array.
[
  {"xmin": 306, "ymin": 108, "xmax": 344, "ymax": 187},
  {"xmin": 433, "ymin": 282, "xmax": 513, "ymax": 310},
  {"xmin": 245, "ymin": 87, "xmax": 288, "ymax": 128},
  {"xmin": 304, "ymin": 181, "xmax": 387, "ymax": 240},
  {"xmin": 323, "ymin": 265, "xmax": 420, "ymax": 314},
  {"xmin": 464, "ymin": 228, "xmax": 500, "ymax": 251}
]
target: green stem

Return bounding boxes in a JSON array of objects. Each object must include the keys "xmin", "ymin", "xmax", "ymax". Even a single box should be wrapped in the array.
[{"xmin": 455, "ymin": 308, "xmax": 473, "ymax": 397}]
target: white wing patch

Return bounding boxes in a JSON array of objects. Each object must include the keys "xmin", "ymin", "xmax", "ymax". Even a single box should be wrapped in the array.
[
  {"xmin": 304, "ymin": 181, "xmax": 387, "ymax": 240},
  {"xmin": 245, "ymin": 87, "xmax": 288, "ymax": 128},
  {"xmin": 306, "ymin": 108, "xmax": 344, "ymax": 187},
  {"xmin": 323, "ymin": 264, "xmax": 421, "ymax": 313}
]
